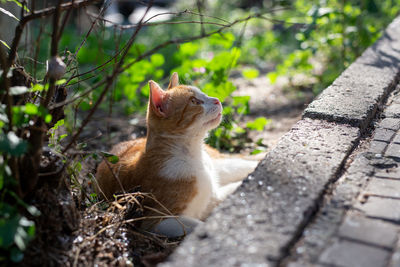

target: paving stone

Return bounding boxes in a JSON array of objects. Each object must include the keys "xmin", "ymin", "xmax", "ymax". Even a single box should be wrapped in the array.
[
  {"xmin": 338, "ymin": 213, "xmax": 398, "ymax": 248},
  {"xmin": 389, "ymin": 238, "xmax": 400, "ymax": 267},
  {"xmin": 371, "ymin": 156, "xmax": 399, "ymax": 170},
  {"xmin": 393, "ymin": 134, "xmax": 400, "ymax": 144},
  {"xmin": 374, "ymin": 128, "xmax": 396, "ymax": 143},
  {"xmin": 365, "ymin": 178, "xmax": 400, "ymax": 198},
  {"xmin": 286, "ymin": 154, "xmax": 374, "ymax": 265},
  {"xmin": 369, "ymin": 140, "xmax": 388, "ymax": 154},
  {"xmin": 386, "ymin": 143, "xmax": 400, "ymax": 160},
  {"xmin": 390, "ymin": 252, "xmax": 400, "ymax": 267},
  {"xmin": 287, "ymin": 261, "xmax": 325, "ymax": 267},
  {"xmin": 375, "ymin": 168, "xmax": 400, "ymax": 179},
  {"xmin": 162, "ymin": 119, "xmax": 359, "ymax": 266},
  {"xmin": 319, "ymin": 240, "xmax": 390, "ymax": 267},
  {"xmin": 355, "ymin": 196, "xmax": 400, "ymax": 222},
  {"xmin": 379, "ymin": 118, "xmax": 400, "ymax": 131},
  {"xmin": 385, "ymin": 102, "xmax": 400, "ymax": 118}
]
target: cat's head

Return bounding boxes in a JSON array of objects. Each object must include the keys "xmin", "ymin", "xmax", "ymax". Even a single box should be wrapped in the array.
[{"xmin": 147, "ymin": 73, "xmax": 222, "ymax": 137}]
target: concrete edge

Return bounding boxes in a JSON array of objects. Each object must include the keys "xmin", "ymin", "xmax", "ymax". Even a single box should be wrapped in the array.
[{"xmin": 163, "ymin": 15, "xmax": 400, "ymax": 267}]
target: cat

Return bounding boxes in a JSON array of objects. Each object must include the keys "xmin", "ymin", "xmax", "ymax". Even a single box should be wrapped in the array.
[{"xmin": 95, "ymin": 73, "xmax": 258, "ymax": 234}]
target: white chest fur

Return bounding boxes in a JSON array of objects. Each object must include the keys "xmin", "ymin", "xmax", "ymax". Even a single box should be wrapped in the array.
[{"xmin": 159, "ymin": 145, "xmax": 218, "ymax": 220}]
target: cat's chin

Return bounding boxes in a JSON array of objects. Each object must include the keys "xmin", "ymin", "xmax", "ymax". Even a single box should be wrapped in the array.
[{"xmin": 204, "ymin": 113, "xmax": 222, "ymax": 128}]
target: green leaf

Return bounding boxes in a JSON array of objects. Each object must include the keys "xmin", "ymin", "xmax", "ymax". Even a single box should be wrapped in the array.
[
  {"xmin": 0, "ymin": 39, "xmax": 10, "ymax": 50},
  {"xmin": 44, "ymin": 114, "xmax": 52, "ymax": 123},
  {"xmin": 267, "ymin": 72, "xmax": 278, "ymax": 84},
  {"xmin": 242, "ymin": 68, "xmax": 260, "ymax": 80},
  {"xmin": 10, "ymin": 86, "xmax": 28, "ymax": 95},
  {"xmin": 55, "ymin": 79, "xmax": 66, "ymax": 85},
  {"xmin": 0, "ymin": 207, "xmax": 20, "ymax": 248},
  {"xmin": 101, "ymin": 151, "xmax": 119, "ymax": 164},
  {"xmin": 31, "ymin": 84, "xmax": 44, "ymax": 92},
  {"xmin": 58, "ymin": 134, "xmax": 67, "ymax": 141},
  {"xmin": 179, "ymin": 42, "xmax": 199, "ymax": 57},
  {"xmin": 52, "ymin": 119, "xmax": 64, "ymax": 130},
  {"xmin": 0, "ymin": 7, "xmax": 19, "ymax": 21},
  {"xmin": 0, "ymin": 132, "xmax": 27, "ymax": 156},
  {"xmin": 250, "ymin": 149, "xmax": 263, "ymax": 155},
  {"xmin": 246, "ymin": 117, "xmax": 270, "ymax": 131},
  {"xmin": 209, "ymin": 32, "xmax": 235, "ymax": 49},
  {"xmin": 24, "ymin": 103, "xmax": 38, "ymax": 115},
  {"xmin": 10, "ymin": 246, "xmax": 24, "ymax": 262},
  {"xmin": 150, "ymin": 54, "xmax": 165, "ymax": 67}
]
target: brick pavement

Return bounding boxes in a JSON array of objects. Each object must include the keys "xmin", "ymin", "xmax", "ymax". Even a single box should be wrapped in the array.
[{"xmin": 287, "ymin": 88, "xmax": 400, "ymax": 267}]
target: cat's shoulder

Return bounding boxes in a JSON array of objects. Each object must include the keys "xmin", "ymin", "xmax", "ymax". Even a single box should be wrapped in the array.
[{"xmin": 110, "ymin": 137, "xmax": 146, "ymax": 157}]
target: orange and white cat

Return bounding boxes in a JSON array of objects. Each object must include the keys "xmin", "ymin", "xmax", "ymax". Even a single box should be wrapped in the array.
[{"xmin": 96, "ymin": 73, "xmax": 258, "ymax": 232}]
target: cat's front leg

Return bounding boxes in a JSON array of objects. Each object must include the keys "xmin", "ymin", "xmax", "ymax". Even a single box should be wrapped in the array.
[
  {"xmin": 151, "ymin": 216, "xmax": 203, "ymax": 238},
  {"xmin": 219, "ymin": 181, "xmax": 242, "ymax": 197},
  {"xmin": 214, "ymin": 158, "xmax": 258, "ymax": 186}
]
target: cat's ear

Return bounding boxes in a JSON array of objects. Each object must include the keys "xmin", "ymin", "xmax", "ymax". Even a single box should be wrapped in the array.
[
  {"xmin": 167, "ymin": 72, "xmax": 179, "ymax": 90},
  {"xmin": 149, "ymin": 80, "xmax": 169, "ymax": 117}
]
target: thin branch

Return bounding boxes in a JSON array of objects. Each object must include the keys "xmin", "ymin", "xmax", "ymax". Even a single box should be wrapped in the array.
[
  {"xmin": 71, "ymin": 1, "xmax": 110, "ymax": 61},
  {"xmin": 21, "ymin": 0, "xmax": 97, "ymax": 23},
  {"xmin": 62, "ymin": 1, "xmax": 155, "ymax": 154},
  {"xmin": 197, "ymin": 0, "xmax": 206, "ymax": 36},
  {"xmin": 122, "ymin": 12, "xmax": 268, "ymax": 72},
  {"xmin": 86, "ymin": 11, "xmax": 229, "ymax": 29},
  {"xmin": 0, "ymin": 46, "xmax": 13, "ymax": 130},
  {"xmin": 51, "ymin": 10, "xmax": 284, "ymax": 110},
  {"xmin": 42, "ymin": 0, "xmax": 62, "ymax": 108},
  {"xmin": 49, "ymin": 78, "xmax": 108, "ymax": 110},
  {"xmin": 57, "ymin": 0, "xmax": 75, "ymax": 44}
]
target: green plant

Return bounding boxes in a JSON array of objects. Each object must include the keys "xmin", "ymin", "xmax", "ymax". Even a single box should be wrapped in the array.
[{"xmin": 266, "ymin": 0, "xmax": 400, "ymax": 93}]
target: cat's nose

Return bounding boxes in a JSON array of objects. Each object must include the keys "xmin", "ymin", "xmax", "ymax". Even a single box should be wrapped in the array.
[{"xmin": 213, "ymin": 98, "xmax": 220, "ymax": 105}]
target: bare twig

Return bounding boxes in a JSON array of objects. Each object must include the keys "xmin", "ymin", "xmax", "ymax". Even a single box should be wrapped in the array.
[
  {"xmin": 122, "ymin": 12, "xmax": 268, "ymax": 72},
  {"xmin": 21, "ymin": 0, "xmax": 97, "ymax": 23},
  {"xmin": 69, "ymin": 0, "xmax": 110, "ymax": 65},
  {"xmin": 62, "ymin": 1, "xmax": 155, "ymax": 154},
  {"xmin": 51, "ymin": 10, "xmax": 287, "ymax": 112}
]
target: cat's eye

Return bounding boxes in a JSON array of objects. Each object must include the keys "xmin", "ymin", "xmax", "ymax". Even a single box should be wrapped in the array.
[{"xmin": 191, "ymin": 97, "xmax": 203, "ymax": 105}]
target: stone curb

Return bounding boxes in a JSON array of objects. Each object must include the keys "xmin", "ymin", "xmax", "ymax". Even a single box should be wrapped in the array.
[
  {"xmin": 163, "ymin": 16, "xmax": 400, "ymax": 267},
  {"xmin": 303, "ymin": 16, "xmax": 400, "ymax": 131}
]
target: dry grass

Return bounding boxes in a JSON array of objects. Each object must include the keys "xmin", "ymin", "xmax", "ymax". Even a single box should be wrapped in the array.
[{"xmin": 70, "ymin": 192, "xmax": 184, "ymax": 266}]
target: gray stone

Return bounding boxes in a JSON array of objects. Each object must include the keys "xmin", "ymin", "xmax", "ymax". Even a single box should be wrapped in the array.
[
  {"xmin": 386, "ymin": 143, "xmax": 400, "ymax": 159},
  {"xmin": 287, "ymin": 261, "xmax": 324, "ymax": 267},
  {"xmin": 365, "ymin": 178, "xmax": 400, "ymax": 198},
  {"xmin": 393, "ymin": 134, "xmax": 400, "ymax": 144},
  {"xmin": 286, "ymin": 154, "xmax": 374, "ymax": 264},
  {"xmin": 303, "ymin": 16, "xmax": 400, "ymax": 130},
  {"xmin": 338, "ymin": 213, "xmax": 398, "ymax": 248},
  {"xmin": 375, "ymin": 168, "xmax": 400, "ymax": 179},
  {"xmin": 388, "ymin": 238, "xmax": 400, "ymax": 267},
  {"xmin": 379, "ymin": 118, "xmax": 400, "ymax": 131},
  {"xmin": 390, "ymin": 251, "xmax": 400, "ymax": 267},
  {"xmin": 385, "ymin": 102, "xmax": 400, "ymax": 118},
  {"xmin": 319, "ymin": 240, "xmax": 390, "ymax": 267},
  {"xmin": 369, "ymin": 140, "xmax": 388, "ymax": 154},
  {"xmin": 355, "ymin": 196, "xmax": 400, "ymax": 222},
  {"xmin": 374, "ymin": 128, "xmax": 396, "ymax": 143},
  {"xmin": 163, "ymin": 119, "xmax": 359, "ymax": 266}
]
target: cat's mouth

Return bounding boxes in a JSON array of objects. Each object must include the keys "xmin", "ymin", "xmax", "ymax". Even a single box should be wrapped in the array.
[{"xmin": 204, "ymin": 113, "xmax": 222, "ymax": 126}]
